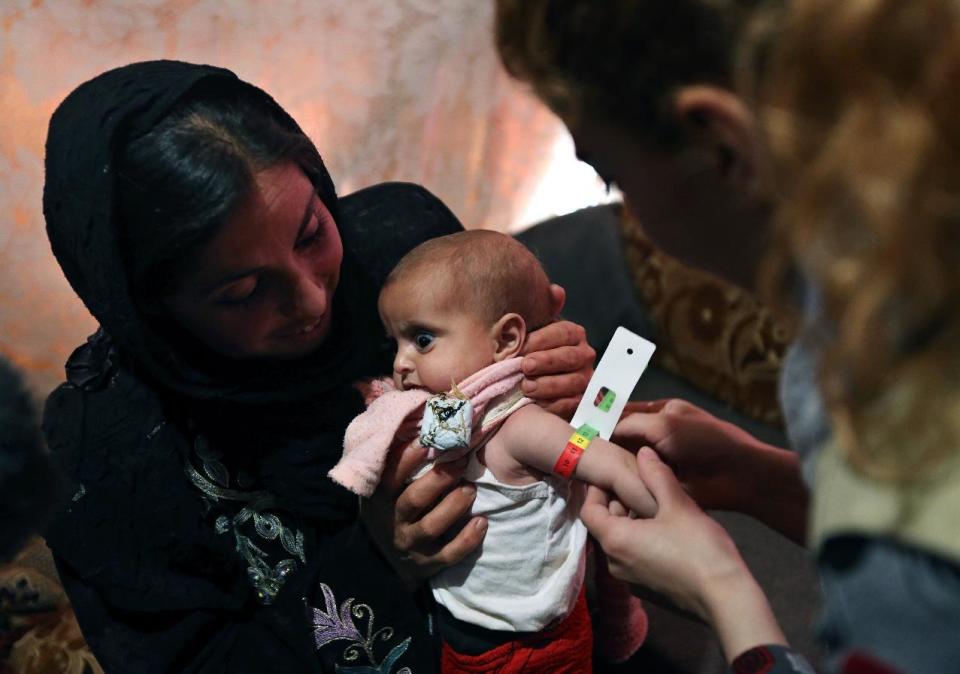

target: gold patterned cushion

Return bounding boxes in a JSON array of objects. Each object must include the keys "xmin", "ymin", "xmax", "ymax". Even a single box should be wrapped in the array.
[
  {"xmin": 0, "ymin": 538, "xmax": 103, "ymax": 674},
  {"xmin": 619, "ymin": 212, "xmax": 790, "ymax": 425}
]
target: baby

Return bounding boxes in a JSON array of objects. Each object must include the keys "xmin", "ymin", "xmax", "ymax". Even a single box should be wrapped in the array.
[{"xmin": 331, "ymin": 230, "xmax": 652, "ymax": 672}]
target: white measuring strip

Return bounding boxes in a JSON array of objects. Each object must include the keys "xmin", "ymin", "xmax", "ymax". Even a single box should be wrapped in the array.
[{"xmin": 569, "ymin": 327, "xmax": 656, "ymax": 439}]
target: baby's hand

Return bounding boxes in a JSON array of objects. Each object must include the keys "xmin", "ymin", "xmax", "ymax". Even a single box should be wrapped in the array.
[
  {"xmin": 609, "ymin": 460, "xmax": 658, "ymax": 519},
  {"xmin": 354, "ymin": 377, "xmax": 398, "ymax": 406}
]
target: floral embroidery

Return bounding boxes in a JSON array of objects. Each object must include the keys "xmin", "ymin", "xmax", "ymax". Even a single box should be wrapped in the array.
[
  {"xmin": 308, "ymin": 583, "xmax": 413, "ymax": 674},
  {"xmin": 186, "ymin": 435, "xmax": 306, "ymax": 605}
]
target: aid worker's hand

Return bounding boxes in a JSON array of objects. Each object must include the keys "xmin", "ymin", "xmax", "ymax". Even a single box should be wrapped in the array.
[
  {"xmin": 581, "ymin": 447, "xmax": 787, "ymax": 663},
  {"xmin": 521, "ymin": 284, "xmax": 595, "ymax": 420},
  {"xmin": 615, "ymin": 399, "xmax": 808, "ymax": 544},
  {"xmin": 361, "ymin": 426, "xmax": 486, "ymax": 588}
]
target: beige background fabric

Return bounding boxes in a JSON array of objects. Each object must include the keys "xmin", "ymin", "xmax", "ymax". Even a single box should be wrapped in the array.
[{"xmin": 0, "ymin": 0, "xmax": 609, "ymax": 394}]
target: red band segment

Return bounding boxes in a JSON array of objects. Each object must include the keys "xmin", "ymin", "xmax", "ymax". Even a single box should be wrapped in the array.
[{"xmin": 553, "ymin": 442, "xmax": 584, "ymax": 479}]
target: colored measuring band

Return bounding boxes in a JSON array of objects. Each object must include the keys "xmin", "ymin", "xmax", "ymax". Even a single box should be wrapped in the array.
[
  {"xmin": 552, "ymin": 443, "xmax": 583, "ymax": 479},
  {"xmin": 553, "ymin": 423, "xmax": 599, "ymax": 479},
  {"xmin": 577, "ymin": 423, "xmax": 600, "ymax": 440}
]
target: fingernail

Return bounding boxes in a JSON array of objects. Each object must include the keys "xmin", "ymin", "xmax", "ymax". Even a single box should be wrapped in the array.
[
  {"xmin": 522, "ymin": 357, "xmax": 537, "ymax": 375},
  {"xmin": 474, "ymin": 518, "xmax": 487, "ymax": 531},
  {"xmin": 461, "ymin": 484, "xmax": 476, "ymax": 496},
  {"xmin": 521, "ymin": 379, "xmax": 538, "ymax": 393},
  {"xmin": 638, "ymin": 446, "xmax": 657, "ymax": 460}
]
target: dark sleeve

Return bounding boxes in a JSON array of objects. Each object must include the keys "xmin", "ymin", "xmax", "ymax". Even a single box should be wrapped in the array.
[
  {"xmin": 815, "ymin": 535, "xmax": 960, "ymax": 674},
  {"xmin": 730, "ymin": 645, "xmax": 816, "ymax": 674},
  {"xmin": 53, "ymin": 555, "xmax": 321, "ymax": 674},
  {"xmin": 730, "ymin": 535, "xmax": 960, "ymax": 674},
  {"xmin": 0, "ymin": 357, "xmax": 63, "ymax": 560},
  {"xmin": 43, "ymin": 378, "xmax": 323, "ymax": 674}
]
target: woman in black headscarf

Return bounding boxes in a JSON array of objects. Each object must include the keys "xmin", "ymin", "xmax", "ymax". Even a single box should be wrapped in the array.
[{"xmin": 41, "ymin": 60, "xmax": 593, "ymax": 673}]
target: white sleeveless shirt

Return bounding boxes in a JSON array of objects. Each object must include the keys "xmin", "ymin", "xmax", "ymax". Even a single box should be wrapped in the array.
[{"xmin": 430, "ymin": 450, "xmax": 588, "ymax": 632}]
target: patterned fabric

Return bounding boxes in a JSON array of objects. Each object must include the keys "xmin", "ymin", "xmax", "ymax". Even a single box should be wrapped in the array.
[
  {"xmin": 307, "ymin": 584, "xmax": 413, "ymax": 674},
  {"xmin": 420, "ymin": 394, "xmax": 473, "ymax": 453},
  {"xmin": 0, "ymin": 538, "xmax": 102, "ymax": 674},
  {"xmin": 186, "ymin": 437, "xmax": 307, "ymax": 606},
  {"xmin": 619, "ymin": 211, "xmax": 790, "ymax": 425}
]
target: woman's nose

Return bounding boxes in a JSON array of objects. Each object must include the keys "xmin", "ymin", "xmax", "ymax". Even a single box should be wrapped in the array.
[{"xmin": 281, "ymin": 272, "xmax": 328, "ymax": 319}]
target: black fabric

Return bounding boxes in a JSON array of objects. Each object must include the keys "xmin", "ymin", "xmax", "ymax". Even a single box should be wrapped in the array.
[
  {"xmin": 436, "ymin": 603, "xmax": 538, "ymax": 656},
  {"xmin": 0, "ymin": 357, "xmax": 62, "ymax": 562},
  {"xmin": 41, "ymin": 60, "xmax": 462, "ymax": 673}
]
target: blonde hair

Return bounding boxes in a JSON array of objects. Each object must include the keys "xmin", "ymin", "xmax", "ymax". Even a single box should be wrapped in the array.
[
  {"xmin": 759, "ymin": 0, "xmax": 960, "ymax": 481},
  {"xmin": 383, "ymin": 230, "xmax": 555, "ymax": 331}
]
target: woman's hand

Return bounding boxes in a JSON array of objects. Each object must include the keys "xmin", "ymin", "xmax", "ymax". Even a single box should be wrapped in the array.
[
  {"xmin": 360, "ymin": 427, "xmax": 486, "ymax": 589},
  {"xmin": 615, "ymin": 399, "xmax": 809, "ymax": 543},
  {"xmin": 581, "ymin": 447, "xmax": 787, "ymax": 663},
  {"xmin": 521, "ymin": 284, "xmax": 595, "ymax": 419}
]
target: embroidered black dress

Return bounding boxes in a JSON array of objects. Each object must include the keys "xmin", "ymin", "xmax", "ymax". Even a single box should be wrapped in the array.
[{"xmin": 41, "ymin": 61, "xmax": 461, "ymax": 674}]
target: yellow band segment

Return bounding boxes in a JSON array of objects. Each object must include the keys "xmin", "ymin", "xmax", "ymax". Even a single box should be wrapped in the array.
[{"xmin": 568, "ymin": 432, "xmax": 591, "ymax": 449}]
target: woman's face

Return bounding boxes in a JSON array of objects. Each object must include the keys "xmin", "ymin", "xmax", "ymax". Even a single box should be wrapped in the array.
[
  {"xmin": 163, "ymin": 162, "xmax": 343, "ymax": 360},
  {"xmin": 569, "ymin": 116, "xmax": 771, "ymax": 290}
]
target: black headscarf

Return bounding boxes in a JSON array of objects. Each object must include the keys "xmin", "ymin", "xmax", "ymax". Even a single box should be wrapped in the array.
[
  {"xmin": 43, "ymin": 60, "xmax": 465, "ymax": 517},
  {"xmin": 45, "ymin": 59, "xmax": 374, "ymax": 405}
]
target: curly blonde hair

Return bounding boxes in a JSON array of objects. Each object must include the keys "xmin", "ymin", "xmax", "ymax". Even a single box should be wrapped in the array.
[{"xmin": 760, "ymin": 0, "xmax": 960, "ymax": 481}]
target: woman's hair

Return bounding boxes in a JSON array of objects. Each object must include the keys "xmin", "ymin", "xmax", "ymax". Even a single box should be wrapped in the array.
[
  {"xmin": 495, "ymin": 0, "xmax": 781, "ymax": 147},
  {"xmin": 383, "ymin": 230, "xmax": 555, "ymax": 332},
  {"xmin": 760, "ymin": 0, "xmax": 960, "ymax": 481},
  {"xmin": 117, "ymin": 81, "xmax": 330, "ymax": 301}
]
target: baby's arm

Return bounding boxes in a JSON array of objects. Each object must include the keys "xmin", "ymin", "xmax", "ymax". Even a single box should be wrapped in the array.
[{"xmin": 499, "ymin": 404, "xmax": 657, "ymax": 517}]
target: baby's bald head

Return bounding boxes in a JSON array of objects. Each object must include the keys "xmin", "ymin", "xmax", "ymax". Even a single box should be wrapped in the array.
[{"xmin": 382, "ymin": 230, "xmax": 554, "ymax": 332}]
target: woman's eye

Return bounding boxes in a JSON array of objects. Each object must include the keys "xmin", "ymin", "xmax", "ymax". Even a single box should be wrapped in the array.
[
  {"xmin": 215, "ymin": 279, "xmax": 258, "ymax": 306},
  {"xmin": 414, "ymin": 332, "xmax": 435, "ymax": 351},
  {"xmin": 297, "ymin": 216, "xmax": 326, "ymax": 249}
]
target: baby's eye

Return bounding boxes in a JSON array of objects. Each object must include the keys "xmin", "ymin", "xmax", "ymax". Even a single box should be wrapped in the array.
[{"xmin": 414, "ymin": 332, "xmax": 435, "ymax": 351}]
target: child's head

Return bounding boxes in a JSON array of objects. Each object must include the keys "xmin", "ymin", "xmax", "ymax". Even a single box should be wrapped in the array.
[{"xmin": 379, "ymin": 230, "xmax": 554, "ymax": 392}]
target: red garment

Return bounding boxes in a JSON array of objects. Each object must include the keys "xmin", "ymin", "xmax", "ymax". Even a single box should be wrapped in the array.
[
  {"xmin": 440, "ymin": 588, "xmax": 593, "ymax": 673},
  {"xmin": 591, "ymin": 546, "xmax": 648, "ymax": 663}
]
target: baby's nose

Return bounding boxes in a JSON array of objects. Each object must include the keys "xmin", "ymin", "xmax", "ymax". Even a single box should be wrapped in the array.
[{"xmin": 393, "ymin": 351, "xmax": 414, "ymax": 375}]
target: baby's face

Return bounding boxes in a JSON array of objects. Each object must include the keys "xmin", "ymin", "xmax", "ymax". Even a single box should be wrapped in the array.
[{"xmin": 379, "ymin": 280, "xmax": 496, "ymax": 393}]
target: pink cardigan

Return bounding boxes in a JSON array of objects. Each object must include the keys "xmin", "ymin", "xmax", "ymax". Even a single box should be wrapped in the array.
[{"xmin": 329, "ymin": 358, "xmax": 530, "ymax": 497}]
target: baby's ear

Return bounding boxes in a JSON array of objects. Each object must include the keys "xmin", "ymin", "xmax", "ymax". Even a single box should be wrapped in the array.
[{"xmin": 491, "ymin": 313, "xmax": 526, "ymax": 361}]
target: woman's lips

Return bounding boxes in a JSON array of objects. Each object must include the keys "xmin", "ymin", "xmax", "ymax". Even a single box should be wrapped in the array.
[{"xmin": 276, "ymin": 317, "xmax": 323, "ymax": 339}]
